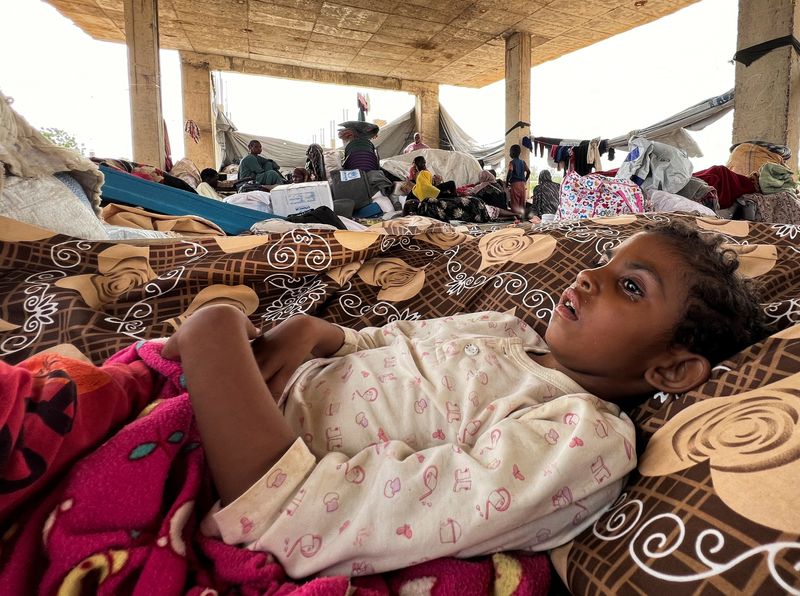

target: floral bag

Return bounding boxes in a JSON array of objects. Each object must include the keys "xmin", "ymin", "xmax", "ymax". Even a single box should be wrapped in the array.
[{"xmin": 556, "ymin": 170, "xmax": 645, "ymax": 220}]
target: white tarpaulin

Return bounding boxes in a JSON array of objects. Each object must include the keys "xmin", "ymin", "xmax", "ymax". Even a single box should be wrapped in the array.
[
  {"xmin": 606, "ymin": 89, "xmax": 734, "ymax": 157},
  {"xmin": 381, "ymin": 148, "xmax": 483, "ymax": 187}
]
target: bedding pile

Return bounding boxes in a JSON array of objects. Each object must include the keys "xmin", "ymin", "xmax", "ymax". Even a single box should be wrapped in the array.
[{"xmin": 0, "ymin": 212, "xmax": 799, "ymax": 593}]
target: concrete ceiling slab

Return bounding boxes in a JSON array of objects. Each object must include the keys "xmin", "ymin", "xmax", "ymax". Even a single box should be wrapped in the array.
[{"xmin": 47, "ymin": 0, "xmax": 698, "ymax": 87}]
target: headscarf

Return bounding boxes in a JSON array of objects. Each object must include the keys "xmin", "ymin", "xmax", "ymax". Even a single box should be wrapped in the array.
[
  {"xmin": 469, "ymin": 170, "xmax": 498, "ymax": 195},
  {"xmin": 412, "ymin": 170, "xmax": 440, "ymax": 201},
  {"xmin": 532, "ymin": 170, "xmax": 560, "ymax": 216}
]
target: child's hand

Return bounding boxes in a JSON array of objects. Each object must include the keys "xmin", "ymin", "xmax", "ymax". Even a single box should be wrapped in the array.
[
  {"xmin": 162, "ymin": 305, "xmax": 260, "ymax": 361},
  {"xmin": 252, "ymin": 315, "xmax": 344, "ymax": 398}
]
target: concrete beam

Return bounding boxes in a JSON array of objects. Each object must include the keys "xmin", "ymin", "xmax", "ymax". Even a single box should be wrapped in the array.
[
  {"xmin": 414, "ymin": 83, "xmax": 440, "ymax": 150},
  {"xmin": 732, "ymin": 0, "xmax": 800, "ymax": 169},
  {"xmin": 180, "ymin": 51, "xmax": 437, "ymax": 95},
  {"xmin": 504, "ymin": 31, "xmax": 531, "ymax": 167},
  {"xmin": 180, "ymin": 53, "xmax": 218, "ymax": 170},
  {"xmin": 124, "ymin": 0, "xmax": 166, "ymax": 169}
]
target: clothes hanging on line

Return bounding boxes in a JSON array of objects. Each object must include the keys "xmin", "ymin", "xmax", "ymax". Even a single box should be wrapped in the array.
[{"xmin": 532, "ymin": 136, "xmax": 614, "ymax": 175}]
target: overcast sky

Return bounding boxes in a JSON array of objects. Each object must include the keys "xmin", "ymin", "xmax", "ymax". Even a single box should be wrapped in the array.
[{"xmin": 2, "ymin": 0, "xmax": 737, "ymax": 171}]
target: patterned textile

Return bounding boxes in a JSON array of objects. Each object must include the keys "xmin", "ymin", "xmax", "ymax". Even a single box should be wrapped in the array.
[
  {"xmin": 726, "ymin": 142, "xmax": 785, "ymax": 177},
  {"xmin": 730, "ymin": 140, "xmax": 792, "ymax": 162},
  {"xmin": 1, "ymin": 213, "xmax": 800, "ymax": 594},
  {"xmin": 0, "ymin": 342, "xmax": 551, "ymax": 595},
  {"xmin": 557, "ymin": 170, "xmax": 644, "ymax": 220},
  {"xmin": 402, "ymin": 195, "xmax": 491, "ymax": 223},
  {"xmin": 737, "ymin": 191, "xmax": 800, "ymax": 224}
]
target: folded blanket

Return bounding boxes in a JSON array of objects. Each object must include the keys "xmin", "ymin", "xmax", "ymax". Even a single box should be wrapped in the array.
[
  {"xmin": 758, "ymin": 162, "xmax": 797, "ymax": 194},
  {"xmin": 0, "ymin": 343, "xmax": 551, "ymax": 595},
  {"xmin": 102, "ymin": 203, "xmax": 225, "ymax": 237},
  {"xmin": 726, "ymin": 142, "xmax": 785, "ymax": 177}
]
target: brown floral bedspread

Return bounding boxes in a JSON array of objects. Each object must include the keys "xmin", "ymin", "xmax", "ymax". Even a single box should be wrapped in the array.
[{"xmin": 1, "ymin": 212, "xmax": 799, "ymax": 594}]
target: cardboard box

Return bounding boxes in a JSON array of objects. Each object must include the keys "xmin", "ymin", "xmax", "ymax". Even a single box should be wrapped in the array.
[{"xmin": 269, "ymin": 181, "xmax": 334, "ymax": 217}]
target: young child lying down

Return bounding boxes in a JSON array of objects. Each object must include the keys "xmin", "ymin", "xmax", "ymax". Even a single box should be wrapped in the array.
[
  {"xmin": 150, "ymin": 221, "xmax": 764, "ymax": 577},
  {"xmin": 0, "ymin": 221, "xmax": 766, "ymax": 580}
]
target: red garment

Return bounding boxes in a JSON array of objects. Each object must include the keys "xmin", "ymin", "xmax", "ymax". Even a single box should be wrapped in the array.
[
  {"xmin": 694, "ymin": 165, "xmax": 756, "ymax": 209},
  {"xmin": 510, "ymin": 181, "xmax": 527, "ymax": 215},
  {"xmin": 0, "ymin": 352, "xmax": 156, "ymax": 522}
]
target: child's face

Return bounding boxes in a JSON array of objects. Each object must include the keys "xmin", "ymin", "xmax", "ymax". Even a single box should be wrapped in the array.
[{"xmin": 545, "ymin": 232, "xmax": 689, "ymax": 385}]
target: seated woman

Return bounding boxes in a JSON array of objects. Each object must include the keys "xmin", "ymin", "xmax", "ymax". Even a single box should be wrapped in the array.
[
  {"xmin": 403, "ymin": 157, "xmax": 491, "ymax": 223},
  {"xmin": 406, "ymin": 156, "xmax": 456, "ymax": 199},
  {"xmin": 239, "ymin": 140, "xmax": 284, "ymax": 189},
  {"xmin": 531, "ymin": 170, "xmax": 560, "ymax": 217}
]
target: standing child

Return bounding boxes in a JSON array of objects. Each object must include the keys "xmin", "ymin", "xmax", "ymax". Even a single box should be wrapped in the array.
[{"xmin": 506, "ymin": 144, "xmax": 530, "ymax": 216}]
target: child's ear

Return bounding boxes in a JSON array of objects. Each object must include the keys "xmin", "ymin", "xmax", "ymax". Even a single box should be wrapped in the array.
[{"xmin": 644, "ymin": 349, "xmax": 711, "ymax": 394}]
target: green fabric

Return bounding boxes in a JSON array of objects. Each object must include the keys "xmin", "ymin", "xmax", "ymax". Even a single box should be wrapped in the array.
[
  {"xmin": 759, "ymin": 162, "xmax": 797, "ymax": 194},
  {"xmin": 239, "ymin": 154, "xmax": 281, "ymax": 185}
]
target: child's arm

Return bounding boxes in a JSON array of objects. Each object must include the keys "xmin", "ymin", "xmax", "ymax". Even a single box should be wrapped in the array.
[
  {"xmin": 162, "ymin": 305, "xmax": 298, "ymax": 505},
  {"xmin": 524, "ymin": 162, "xmax": 531, "ymax": 181}
]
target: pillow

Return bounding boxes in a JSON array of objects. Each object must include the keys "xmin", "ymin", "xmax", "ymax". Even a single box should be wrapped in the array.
[
  {"xmin": 552, "ymin": 324, "xmax": 800, "ymax": 594},
  {"xmin": 1, "ymin": 175, "xmax": 109, "ymax": 240},
  {"xmin": 557, "ymin": 171, "xmax": 645, "ymax": 221}
]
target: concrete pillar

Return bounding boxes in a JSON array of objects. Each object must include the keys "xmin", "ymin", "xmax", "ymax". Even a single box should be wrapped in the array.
[
  {"xmin": 504, "ymin": 31, "xmax": 531, "ymax": 166},
  {"xmin": 124, "ymin": 0, "xmax": 166, "ymax": 168},
  {"xmin": 414, "ymin": 84, "xmax": 440, "ymax": 150},
  {"xmin": 180, "ymin": 54, "xmax": 218, "ymax": 170},
  {"xmin": 732, "ymin": 0, "xmax": 800, "ymax": 169}
]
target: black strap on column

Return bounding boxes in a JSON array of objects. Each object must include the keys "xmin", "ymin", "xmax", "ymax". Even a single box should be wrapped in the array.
[{"xmin": 733, "ymin": 35, "xmax": 800, "ymax": 67}]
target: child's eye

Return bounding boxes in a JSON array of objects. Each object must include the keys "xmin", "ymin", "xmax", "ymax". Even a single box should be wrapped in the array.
[{"xmin": 621, "ymin": 278, "xmax": 644, "ymax": 297}]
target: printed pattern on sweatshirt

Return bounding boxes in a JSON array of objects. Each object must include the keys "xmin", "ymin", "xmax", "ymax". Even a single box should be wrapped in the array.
[{"xmin": 212, "ymin": 312, "xmax": 636, "ymax": 577}]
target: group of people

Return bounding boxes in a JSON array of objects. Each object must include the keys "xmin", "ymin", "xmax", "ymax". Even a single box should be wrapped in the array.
[
  {"xmin": 195, "ymin": 139, "xmax": 313, "ymax": 202},
  {"xmin": 197, "ymin": 134, "xmax": 562, "ymax": 225},
  {"xmin": 400, "ymin": 142, "xmax": 561, "ymax": 224}
]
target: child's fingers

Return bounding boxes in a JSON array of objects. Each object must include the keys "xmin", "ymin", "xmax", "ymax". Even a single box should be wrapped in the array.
[
  {"xmin": 161, "ymin": 336, "xmax": 180, "ymax": 361},
  {"xmin": 245, "ymin": 318, "xmax": 261, "ymax": 340}
]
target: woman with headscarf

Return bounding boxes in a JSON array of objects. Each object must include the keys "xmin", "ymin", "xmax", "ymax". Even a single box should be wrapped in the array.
[{"xmin": 532, "ymin": 170, "xmax": 560, "ymax": 217}]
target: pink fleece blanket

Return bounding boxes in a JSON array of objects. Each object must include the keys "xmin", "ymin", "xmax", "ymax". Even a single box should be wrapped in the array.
[{"xmin": 0, "ymin": 342, "xmax": 550, "ymax": 595}]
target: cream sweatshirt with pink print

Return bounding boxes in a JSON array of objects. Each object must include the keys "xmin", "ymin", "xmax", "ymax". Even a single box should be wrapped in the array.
[{"xmin": 210, "ymin": 311, "xmax": 636, "ymax": 578}]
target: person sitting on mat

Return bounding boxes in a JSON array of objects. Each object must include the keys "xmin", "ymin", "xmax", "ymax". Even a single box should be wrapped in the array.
[
  {"xmin": 196, "ymin": 168, "xmax": 223, "ymax": 200},
  {"xmin": 239, "ymin": 140, "xmax": 284, "ymax": 189},
  {"xmin": 407, "ymin": 156, "xmax": 456, "ymax": 201}
]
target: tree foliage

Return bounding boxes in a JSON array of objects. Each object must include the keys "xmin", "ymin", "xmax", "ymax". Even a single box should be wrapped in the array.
[{"xmin": 40, "ymin": 127, "xmax": 86, "ymax": 155}]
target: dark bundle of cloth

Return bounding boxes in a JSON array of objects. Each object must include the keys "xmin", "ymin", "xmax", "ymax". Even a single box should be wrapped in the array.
[{"xmin": 305, "ymin": 143, "xmax": 326, "ymax": 181}]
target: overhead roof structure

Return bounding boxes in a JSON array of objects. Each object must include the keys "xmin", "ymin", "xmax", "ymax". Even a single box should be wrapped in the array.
[{"xmin": 47, "ymin": 0, "xmax": 698, "ymax": 88}]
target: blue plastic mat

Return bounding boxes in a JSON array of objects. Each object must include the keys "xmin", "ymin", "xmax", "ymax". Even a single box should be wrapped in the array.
[{"xmin": 99, "ymin": 166, "xmax": 281, "ymax": 235}]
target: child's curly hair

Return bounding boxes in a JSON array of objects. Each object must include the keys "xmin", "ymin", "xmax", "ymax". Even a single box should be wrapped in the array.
[{"xmin": 645, "ymin": 220, "xmax": 769, "ymax": 365}]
